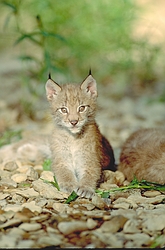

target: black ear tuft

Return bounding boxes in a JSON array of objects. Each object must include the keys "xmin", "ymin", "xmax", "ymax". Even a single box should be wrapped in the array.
[
  {"xmin": 89, "ymin": 68, "xmax": 92, "ymax": 76},
  {"xmin": 48, "ymin": 72, "xmax": 51, "ymax": 79}
]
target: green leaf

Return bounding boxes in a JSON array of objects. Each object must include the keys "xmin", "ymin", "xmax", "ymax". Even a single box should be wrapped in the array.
[
  {"xmin": 1, "ymin": 1, "xmax": 17, "ymax": 12},
  {"xmin": 95, "ymin": 176, "xmax": 165, "ymax": 197},
  {"xmin": 14, "ymin": 33, "xmax": 41, "ymax": 46},
  {"xmin": 40, "ymin": 30, "xmax": 66, "ymax": 42},
  {"xmin": 100, "ymin": 191, "xmax": 110, "ymax": 198},
  {"xmin": 65, "ymin": 191, "xmax": 79, "ymax": 204},
  {"xmin": 53, "ymin": 176, "xmax": 60, "ymax": 191},
  {"xmin": 42, "ymin": 159, "xmax": 52, "ymax": 171},
  {"xmin": 0, "ymin": 129, "xmax": 22, "ymax": 148}
]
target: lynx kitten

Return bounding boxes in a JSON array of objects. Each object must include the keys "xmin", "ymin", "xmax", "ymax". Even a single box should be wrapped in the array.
[
  {"xmin": 45, "ymin": 71, "xmax": 115, "ymax": 198},
  {"xmin": 118, "ymin": 128, "xmax": 165, "ymax": 184}
]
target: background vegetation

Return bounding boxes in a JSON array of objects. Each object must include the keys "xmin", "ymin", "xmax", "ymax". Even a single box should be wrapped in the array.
[{"xmin": 1, "ymin": 0, "xmax": 165, "ymax": 119}]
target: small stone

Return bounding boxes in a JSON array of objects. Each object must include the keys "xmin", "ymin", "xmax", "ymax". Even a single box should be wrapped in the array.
[
  {"xmin": 32, "ymin": 179, "xmax": 64, "ymax": 199},
  {"xmin": 82, "ymin": 203, "xmax": 95, "ymax": 211},
  {"xmin": 26, "ymin": 167, "xmax": 38, "ymax": 181},
  {"xmin": 12, "ymin": 193, "xmax": 26, "ymax": 203},
  {"xmin": 92, "ymin": 231, "xmax": 124, "ymax": 248},
  {"xmin": 37, "ymin": 235, "xmax": 63, "ymax": 246},
  {"xmin": 16, "ymin": 240, "xmax": 35, "ymax": 248},
  {"xmin": 87, "ymin": 218, "xmax": 97, "ymax": 229},
  {"xmin": 0, "ymin": 235, "xmax": 17, "ymax": 248},
  {"xmin": 0, "ymin": 178, "xmax": 17, "ymax": 188},
  {"xmin": 142, "ymin": 214, "xmax": 165, "ymax": 231},
  {"xmin": 143, "ymin": 190, "xmax": 161, "ymax": 197},
  {"xmin": 4, "ymin": 204, "xmax": 23, "ymax": 212},
  {"xmin": 3, "ymin": 210, "xmax": 15, "ymax": 220},
  {"xmin": 16, "ymin": 188, "xmax": 39, "ymax": 198},
  {"xmin": 128, "ymin": 193, "xmax": 165, "ymax": 205},
  {"xmin": 22, "ymin": 201, "xmax": 42, "ymax": 213},
  {"xmin": 53, "ymin": 202, "xmax": 67, "ymax": 213},
  {"xmin": 4, "ymin": 161, "xmax": 18, "ymax": 171},
  {"xmin": 17, "ymin": 165, "xmax": 30, "ymax": 173},
  {"xmin": 35, "ymin": 198, "xmax": 48, "ymax": 207},
  {"xmin": 0, "ymin": 218, "xmax": 21, "ymax": 229},
  {"xmin": 19, "ymin": 222, "xmax": 41, "ymax": 231},
  {"xmin": 0, "ymin": 193, "xmax": 10, "ymax": 200},
  {"xmin": 0, "ymin": 214, "xmax": 6, "ymax": 222},
  {"xmin": 113, "ymin": 202, "xmax": 130, "ymax": 209},
  {"xmin": 92, "ymin": 195, "xmax": 109, "ymax": 209},
  {"xmin": 8, "ymin": 227, "xmax": 25, "ymax": 237},
  {"xmin": 58, "ymin": 220, "xmax": 88, "ymax": 235},
  {"xmin": 11, "ymin": 173, "xmax": 27, "ymax": 183},
  {"xmin": 123, "ymin": 219, "xmax": 140, "ymax": 233},
  {"xmin": 40, "ymin": 171, "xmax": 55, "ymax": 182},
  {"xmin": 124, "ymin": 233, "xmax": 151, "ymax": 247},
  {"xmin": 99, "ymin": 215, "xmax": 127, "ymax": 233}
]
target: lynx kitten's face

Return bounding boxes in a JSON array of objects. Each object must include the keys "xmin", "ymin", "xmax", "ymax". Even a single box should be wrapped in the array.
[{"xmin": 45, "ymin": 74, "xmax": 97, "ymax": 134}]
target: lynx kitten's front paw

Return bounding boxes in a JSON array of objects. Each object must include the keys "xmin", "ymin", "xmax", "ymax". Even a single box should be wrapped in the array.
[{"xmin": 75, "ymin": 185, "xmax": 95, "ymax": 199}]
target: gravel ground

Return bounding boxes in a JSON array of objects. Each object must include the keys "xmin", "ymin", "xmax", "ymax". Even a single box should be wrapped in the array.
[{"xmin": 0, "ymin": 51, "xmax": 165, "ymax": 248}]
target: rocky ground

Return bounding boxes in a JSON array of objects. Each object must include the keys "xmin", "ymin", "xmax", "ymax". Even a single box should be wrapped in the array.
[{"xmin": 0, "ymin": 51, "xmax": 165, "ymax": 248}]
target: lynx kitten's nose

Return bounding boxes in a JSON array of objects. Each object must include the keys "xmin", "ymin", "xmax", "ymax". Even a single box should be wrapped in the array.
[{"xmin": 70, "ymin": 120, "xmax": 78, "ymax": 126}]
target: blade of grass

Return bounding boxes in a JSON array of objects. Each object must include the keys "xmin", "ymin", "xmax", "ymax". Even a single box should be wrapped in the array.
[
  {"xmin": 42, "ymin": 159, "xmax": 52, "ymax": 171},
  {"xmin": 0, "ymin": 129, "xmax": 22, "ymax": 147},
  {"xmin": 65, "ymin": 191, "xmax": 79, "ymax": 204},
  {"xmin": 96, "ymin": 177, "xmax": 165, "ymax": 197}
]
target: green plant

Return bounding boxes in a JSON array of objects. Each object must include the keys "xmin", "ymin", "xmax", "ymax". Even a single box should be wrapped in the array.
[
  {"xmin": 1, "ymin": 0, "xmax": 165, "ymax": 109},
  {"xmin": 41, "ymin": 175, "xmax": 165, "ymax": 203},
  {"xmin": 0, "ymin": 129, "xmax": 22, "ymax": 147},
  {"xmin": 42, "ymin": 158, "xmax": 52, "ymax": 171},
  {"xmin": 96, "ymin": 176, "xmax": 165, "ymax": 198}
]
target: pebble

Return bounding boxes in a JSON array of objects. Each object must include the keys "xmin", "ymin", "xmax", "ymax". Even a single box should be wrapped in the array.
[
  {"xmin": 32, "ymin": 179, "xmax": 64, "ymax": 199},
  {"xmin": 0, "ymin": 193, "xmax": 10, "ymax": 200},
  {"xmin": 143, "ymin": 190, "xmax": 161, "ymax": 197},
  {"xmin": 37, "ymin": 235, "xmax": 63, "ymax": 246},
  {"xmin": 0, "ymin": 218, "xmax": 22, "ymax": 229},
  {"xmin": 40, "ymin": 171, "xmax": 55, "ymax": 182},
  {"xmin": 19, "ymin": 222, "xmax": 41, "ymax": 231},
  {"xmin": 0, "ymin": 94, "xmax": 164, "ymax": 248},
  {"xmin": 86, "ymin": 218, "xmax": 98, "ymax": 229},
  {"xmin": 16, "ymin": 188, "xmax": 39, "ymax": 198},
  {"xmin": 22, "ymin": 201, "xmax": 42, "ymax": 213},
  {"xmin": 142, "ymin": 214, "xmax": 165, "ymax": 231},
  {"xmin": 0, "ymin": 178, "xmax": 17, "ymax": 188},
  {"xmin": 4, "ymin": 204, "xmax": 23, "ymax": 212},
  {"xmin": 11, "ymin": 173, "xmax": 27, "ymax": 183},
  {"xmin": 58, "ymin": 220, "xmax": 89, "ymax": 235},
  {"xmin": 26, "ymin": 167, "xmax": 38, "ymax": 181},
  {"xmin": 53, "ymin": 202, "xmax": 67, "ymax": 213},
  {"xmin": 92, "ymin": 194, "xmax": 109, "ymax": 209},
  {"xmin": 3, "ymin": 161, "xmax": 18, "ymax": 171},
  {"xmin": 123, "ymin": 219, "xmax": 141, "ymax": 233},
  {"xmin": 99, "ymin": 215, "xmax": 127, "ymax": 233}
]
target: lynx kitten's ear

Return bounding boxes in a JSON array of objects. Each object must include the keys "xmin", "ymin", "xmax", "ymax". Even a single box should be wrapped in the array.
[
  {"xmin": 80, "ymin": 71, "xmax": 97, "ymax": 97},
  {"xmin": 45, "ymin": 74, "xmax": 61, "ymax": 101}
]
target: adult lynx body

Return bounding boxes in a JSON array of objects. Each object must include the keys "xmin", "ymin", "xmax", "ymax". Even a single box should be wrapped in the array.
[{"xmin": 118, "ymin": 128, "xmax": 165, "ymax": 184}]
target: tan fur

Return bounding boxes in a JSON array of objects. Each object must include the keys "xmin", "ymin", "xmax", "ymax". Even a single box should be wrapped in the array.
[
  {"xmin": 45, "ymin": 72, "xmax": 115, "ymax": 198},
  {"xmin": 118, "ymin": 128, "xmax": 165, "ymax": 184}
]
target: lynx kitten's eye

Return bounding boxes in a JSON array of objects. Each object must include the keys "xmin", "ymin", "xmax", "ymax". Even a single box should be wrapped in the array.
[
  {"xmin": 60, "ymin": 107, "xmax": 68, "ymax": 114},
  {"xmin": 78, "ymin": 105, "xmax": 86, "ymax": 113}
]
